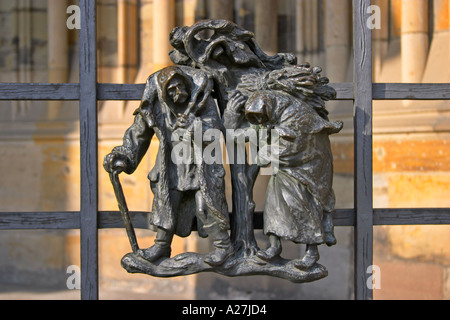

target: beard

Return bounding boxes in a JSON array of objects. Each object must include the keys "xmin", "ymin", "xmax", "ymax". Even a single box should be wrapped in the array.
[{"xmin": 173, "ymin": 93, "xmax": 188, "ymax": 104}]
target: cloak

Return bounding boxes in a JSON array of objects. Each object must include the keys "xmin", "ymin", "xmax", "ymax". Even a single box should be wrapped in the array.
[
  {"xmin": 113, "ymin": 66, "xmax": 229, "ymax": 238},
  {"xmin": 245, "ymin": 90, "xmax": 343, "ymax": 244}
]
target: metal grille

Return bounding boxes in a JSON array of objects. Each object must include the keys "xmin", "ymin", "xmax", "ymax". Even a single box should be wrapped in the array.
[{"xmin": 0, "ymin": 0, "xmax": 449, "ymax": 300}]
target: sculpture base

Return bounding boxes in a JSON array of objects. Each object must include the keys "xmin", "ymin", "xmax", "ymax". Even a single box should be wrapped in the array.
[{"xmin": 121, "ymin": 251, "xmax": 328, "ymax": 283}]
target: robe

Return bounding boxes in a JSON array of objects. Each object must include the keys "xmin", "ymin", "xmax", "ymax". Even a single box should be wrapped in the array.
[
  {"xmin": 112, "ymin": 66, "xmax": 229, "ymax": 237},
  {"xmin": 247, "ymin": 90, "xmax": 343, "ymax": 244}
]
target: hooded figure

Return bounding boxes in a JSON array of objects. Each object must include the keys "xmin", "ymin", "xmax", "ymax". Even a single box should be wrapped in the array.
[
  {"xmin": 228, "ymin": 65, "xmax": 343, "ymax": 269},
  {"xmin": 244, "ymin": 90, "xmax": 342, "ymax": 269},
  {"xmin": 104, "ymin": 66, "xmax": 232, "ymax": 266}
]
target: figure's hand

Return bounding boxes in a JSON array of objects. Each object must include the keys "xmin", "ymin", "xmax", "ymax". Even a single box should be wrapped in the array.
[
  {"xmin": 227, "ymin": 91, "xmax": 247, "ymax": 114},
  {"xmin": 103, "ymin": 153, "xmax": 129, "ymax": 174},
  {"xmin": 176, "ymin": 113, "xmax": 195, "ymax": 129},
  {"xmin": 189, "ymin": 75, "xmax": 214, "ymax": 111}
]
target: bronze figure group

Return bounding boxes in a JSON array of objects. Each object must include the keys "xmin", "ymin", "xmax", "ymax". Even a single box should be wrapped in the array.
[{"xmin": 104, "ymin": 20, "xmax": 343, "ymax": 283}]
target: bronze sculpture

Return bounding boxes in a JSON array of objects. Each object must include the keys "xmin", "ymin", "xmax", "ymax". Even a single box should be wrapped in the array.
[
  {"xmin": 104, "ymin": 65, "xmax": 232, "ymax": 266},
  {"xmin": 104, "ymin": 20, "xmax": 342, "ymax": 283}
]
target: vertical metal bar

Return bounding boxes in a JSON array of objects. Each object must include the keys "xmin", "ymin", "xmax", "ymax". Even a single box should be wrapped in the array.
[
  {"xmin": 352, "ymin": 0, "xmax": 373, "ymax": 300},
  {"xmin": 79, "ymin": 0, "xmax": 99, "ymax": 300}
]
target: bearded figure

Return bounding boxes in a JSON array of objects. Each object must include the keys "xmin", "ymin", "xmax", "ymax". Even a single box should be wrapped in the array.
[{"xmin": 104, "ymin": 66, "xmax": 232, "ymax": 266}]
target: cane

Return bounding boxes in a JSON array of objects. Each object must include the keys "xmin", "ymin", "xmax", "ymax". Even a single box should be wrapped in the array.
[{"xmin": 109, "ymin": 168, "xmax": 139, "ymax": 254}]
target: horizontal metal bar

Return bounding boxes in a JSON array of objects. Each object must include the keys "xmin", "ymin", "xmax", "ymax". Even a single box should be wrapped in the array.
[
  {"xmin": 0, "ymin": 212, "xmax": 80, "ymax": 229},
  {"xmin": 329, "ymin": 83, "xmax": 354, "ymax": 100},
  {"xmin": 333, "ymin": 209, "xmax": 356, "ymax": 226},
  {"xmin": 0, "ymin": 83, "xmax": 352, "ymax": 101},
  {"xmin": 98, "ymin": 211, "xmax": 356, "ymax": 229},
  {"xmin": 373, "ymin": 83, "xmax": 450, "ymax": 100},
  {"xmin": 98, "ymin": 211, "xmax": 152, "ymax": 229},
  {"xmin": 99, "ymin": 210, "xmax": 356, "ymax": 229},
  {"xmin": 2, "ymin": 83, "xmax": 450, "ymax": 101},
  {"xmin": 2, "ymin": 208, "xmax": 449, "ymax": 230},
  {"xmin": 0, "ymin": 83, "xmax": 80, "ymax": 100},
  {"xmin": 0, "ymin": 83, "xmax": 145, "ymax": 101},
  {"xmin": 374, "ymin": 208, "xmax": 450, "ymax": 225},
  {"xmin": 97, "ymin": 83, "xmax": 145, "ymax": 100},
  {"xmin": 330, "ymin": 83, "xmax": 450, "ymax": 100}
]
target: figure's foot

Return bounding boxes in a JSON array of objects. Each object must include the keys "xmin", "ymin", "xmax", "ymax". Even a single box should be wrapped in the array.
[
  {"xmin": 294, "ymin": 245, "xmax": 320, "ymax": 270},
  {"xmin": 323, "ymin": 232, "xmax": 337, "ymax": 247},
  {"xmin": 138, "ymin": 244, "xmax": 171, "ymax": 262},
  {"xmin": 256, "ymin": 234, "xmax": 282, "ymax": 261},
  {"xmin": 204, "ymin": 246, "xmax": 234, "ymax": 266},
  {"xmin": 203, "ymin": 225, "xmax": 233, "ymax": 266},
  {"xmin": 256, "ymin": 245, "xmax": 282, "ymax": 262},
  {"xmin": 322, "ymin": 212, "xmax": 337, "ymax": 247}
]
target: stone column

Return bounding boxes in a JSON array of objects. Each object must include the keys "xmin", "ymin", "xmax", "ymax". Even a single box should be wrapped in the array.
[
  {"xmin": 433, "ymin": 0, "xmax": 450, "ymax": 32},
  {"xmin": 118, "ymin": 0, "xmax": 138, "ymax": 84},
  {"xmin": 420, "ymin": 0, "xmax": 450, "ymax": 83},
  {"xmin": 118, "ymin": 0, "xmax": 128, "ymax": 84},
  {"xmin": 47, "ymin": 0, "xmax": 69, "ymax": 119},
  {"xmin": 210, "ymin": 0, "xmax": 234, "ymax": 21},
  {"xmin": 153, "ymin": 0, "xmax": 175, "ymax": 71},
  {"xmin": 98, "ymin": 0, "xmax": 119, "ymax": 82},
  {"xmin": 17, "ymin": 0, "xmax": 31, "ymax": 83},
  {"xmin": 15, "ymin": 0, "xmax": 32, "ymax": 118},
  {"xmin": 401, "ymin": 0, "xmax": 429, "ymax": 83},
  {"xmin": 255, "ymin": 0, "xmax": 278, "ymax": 54},
  {"xmin": 179, "ymin": 0, "xmax": 198, "ymax": 26},
  {"xmin": 324, "ymin": 0, "xmax": 351, "ymax": 82},
  {"xmin": 372, "ymin": 0, "xmax": 389, "ymax": 81},
  {"xmin": 296, "ymin": 0, "xmax": 321, "ymax": 66},
  {"xmin": 97, "ymin": 0, "xmax": 121, "ymax": 122},
  {"xmin": 48, "ymin": 0, "xmax": 68, "ymax": 83},
  {"xmin": 295, "ymin": 0, "xmax": 305, "ymax": 62}
]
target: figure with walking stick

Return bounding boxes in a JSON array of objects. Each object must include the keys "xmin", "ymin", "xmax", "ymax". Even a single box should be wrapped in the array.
[{"xmin": 104, "ymin": 65, "xmax": 233, "ymax": 267}]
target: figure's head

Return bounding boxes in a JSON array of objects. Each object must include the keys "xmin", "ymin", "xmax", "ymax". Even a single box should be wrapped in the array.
[
  {"xmin": 158, "ymin": 67, "xmax": 191, "ymax": 106},
  {"xmin": 166, "ymin": 76, "xmax": 189, "ymax": 105},
  {"xmin": 169, "ymin": 26, "xmax": 188, "ymax": 50},
  {"xmin": 245, "ymin": 92, "xmax": 274, "ymax": 125}
]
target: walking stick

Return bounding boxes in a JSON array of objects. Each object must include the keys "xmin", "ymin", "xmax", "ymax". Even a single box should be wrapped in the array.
[{"xmin": 109, "ymin": 170, "xmax": 139, "ymax": 254}]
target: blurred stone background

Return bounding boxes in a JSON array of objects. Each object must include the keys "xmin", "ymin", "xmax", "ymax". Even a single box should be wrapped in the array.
[{"xmin": 0, "ymin": 0, "xmax": 449, "ymax": 300}]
